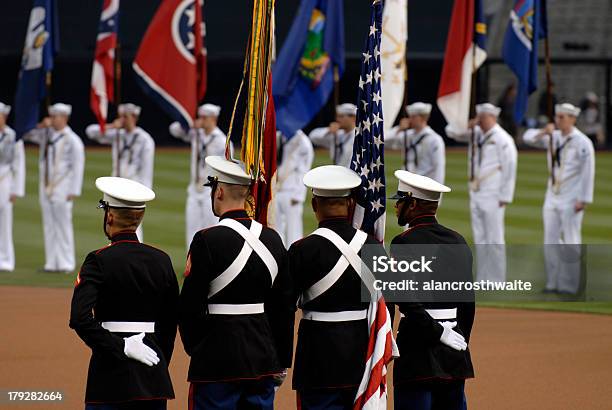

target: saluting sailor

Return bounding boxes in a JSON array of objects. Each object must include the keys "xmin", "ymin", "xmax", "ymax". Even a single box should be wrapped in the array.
[
  {"xmin": 179, "ymin": 156, "xmax": 295, "ymax": 410},
  {"xmin": 70, "ymin": 177, "xmax": 179, "ymax": 410},
  {"xmin": 309, "ymin": 103, "xmax": 357, "ymax": 168},
  {"xmin": 169, "ymin": 103, "xmax": 232, "ymax": 248},
  {"xmin": 386, "ymin": 102, "xmax": 446, "ymax": 183},
  {"xmin": 274, "ymin": 129, "xmax": 314, "ymax": 247},
  {"xmin": 24, "ymin": 103, "xmax": 85, "ymax": 273},
  {"xmin": 390, "ymin": 171, "xmax": 475, "ymax": 410},
  {"xmin": 86, "ymin": 103, "xmax": 155, "ymax": 241},
  {"xmin": 0, "ymin": 102, "xmax": 25, "ymax": 272},
  {"xmin": 446, "ymin": 103, "xmax": 517, "ymax": 283},
  {"xmin": 288, "ymin": 165, "xmax": 386, "ymax": 410},
  {"xmin": 523, "ymin": 103, "xmax": 595, "ymax": 294}
]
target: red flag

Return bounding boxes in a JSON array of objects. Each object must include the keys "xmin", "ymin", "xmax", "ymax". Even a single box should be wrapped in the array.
[
  {"xmin": 437, "ymin": 0, "xmax": 486, "ymax": 131},
  {"xmin": 253, "ymin": 72, "xmax": 277, "ymax": 225},
  {"xmin": 133, "ymin": 0, "xmax": 206, "ymax": 129},
  {"xmin": 90, "ymin": 0, "xmax": 119, "ymax": 133}
]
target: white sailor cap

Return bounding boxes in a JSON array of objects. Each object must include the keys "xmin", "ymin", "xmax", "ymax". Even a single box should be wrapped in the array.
[
  {"xmin": 555, "ymin": 103, "xmax": 581, "ymax": 117},
  {"xmin": 475, "ymin": 103, "xmax": 501, "ymax": 117},
  {"xmin": 406, "ymin": 102, "xmax": 432, "ymax": 116},
  {"xmin": 336, "ymin": 103, "xmax": 358, "ymax": 116},
  {"xmin": 95, "ymin": 177, "xmax": 155, "ymax": 209},
  {"xmin": 391, "ymin": 170, "xmax": 451, "ymax": 202},
  {"xmin": 198, "ymin": 103, "xmax": 221, "ymax": 117},
  {"xmin": 48, "ymin": 103, "xmax": 72, "ymax": 117},
  {"xmin": 303, "ymin": 165, "xmax": 361, "ymax": 198},
  {"xmin": 118, "ymin": 103, "xmax": 142, "ymax": 116},
  {"xmin": 204, "ymin": 155, "xmax": 252, "ymax": 186},
  {"xmin": 0, "ymin": 102, "xmax": 11, "ymax": 115}
]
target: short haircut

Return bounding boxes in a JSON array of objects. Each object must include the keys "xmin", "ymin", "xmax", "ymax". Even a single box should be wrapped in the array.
[
  {"xmin": 412, "ymin": 197, "xmax": 439, "ymax": 213},
  {"xmin": 110, "ymin": 208, "xmax": 145, "ymax": 230},
  {"xmin": 314, "ymin": 196, "xmax": 351, "ymax": 208},
  {"xmin": 221, "ymin": 183, "xmax": 251, "ymax": 201}
]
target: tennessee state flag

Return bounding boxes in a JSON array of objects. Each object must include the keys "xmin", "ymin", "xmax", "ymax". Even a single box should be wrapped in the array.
[
  {"xmin": 133, "ymin": 0, "xmax": 206, "ymax": 129},
  {"xmin": 437, "ymin": 0, "xmax": 487, "ymax": 131}
]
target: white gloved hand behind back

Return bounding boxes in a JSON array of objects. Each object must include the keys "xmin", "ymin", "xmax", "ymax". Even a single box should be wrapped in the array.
[
  {"xmin": 123, "ymin": 332, "xmax": 160, "ymax": 366},
  {"xmin": 439, "ymin": 321, "xmax": 468, "ymax": 351}
]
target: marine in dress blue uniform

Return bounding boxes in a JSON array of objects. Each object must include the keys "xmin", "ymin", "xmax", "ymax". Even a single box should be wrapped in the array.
[
  {"xmin": 179, "ymin": 156, "xmax": 295, "ymax": 410},
  {"xmin": 389, "ymin": 171, "xmax": 475, "ymax": 410},
  {"xmin": 70, "ymin": 177, "xmax": 179, "ymax": 410}
]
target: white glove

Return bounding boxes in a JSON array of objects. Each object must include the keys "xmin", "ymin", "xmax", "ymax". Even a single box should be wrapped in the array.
[
  {"xmin": 439, "ymin": 321, "xmax": 467, "ymax": 351},
  {"xmin": 123, "ymin": 333, "xmax": 160, "ymax": 366}
]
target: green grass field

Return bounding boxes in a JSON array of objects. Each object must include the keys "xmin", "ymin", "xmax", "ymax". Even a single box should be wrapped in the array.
[{"xmin": 2, "ymin": 146, "xmax": 611, "ymax": 313}]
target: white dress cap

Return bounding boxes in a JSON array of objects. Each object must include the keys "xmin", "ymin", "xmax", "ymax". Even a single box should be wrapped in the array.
[
  {"xmin": 198, "ymin": 103, "xmax": 221, "ymax": 117},
  {"xmin": 0, "ymin": 102, "xmax": 11, "ymax": 115},
  {"xmin": 406, "ymin": 102, "xmax": 432, "ymax": 116},
  {"xmin": 555, "ymin": 103, "xmax": 581, "ymax": 117},
  {"xmin": 336, "ymin": 103, "xmax": 358, "ymax": 116},
  {"xmin": 475, "ymin": 103, "xmax": 501, "ymax": 117},
  {"xmin": 393, "ymin": 170, "xmax": 451, "ymax": 202},
  {"xmin": 118, "ymin": 103, "xmax": 142, "ymax": 116},
  {"xmin": 204, "ymin": 155, "xmax": 252, "ymax": 186},
  {"xmin": 95, "ymin": 177, "xmax": 155, "ymax": 209},
  {"xmin": 48, "ymin": 103, "xmax": 72, "ymax": 117},
  {"xmin": 303, "ymin": 165, "xmax": 362, "ymax": 197}
]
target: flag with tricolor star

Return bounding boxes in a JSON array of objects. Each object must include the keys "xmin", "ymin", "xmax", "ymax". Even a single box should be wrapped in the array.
[{"xmin": 350, "ymin": 2, "xmax": 399, "ymax": 409}]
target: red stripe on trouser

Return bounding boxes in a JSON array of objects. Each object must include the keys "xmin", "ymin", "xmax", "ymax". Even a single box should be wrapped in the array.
[
  {"xmin": 188, "ymin": 383, "xmax": 194, "ymax": 410},
  {"xmin": 296, "ymin": 391, "xmax": 302, "ymax": 410}
]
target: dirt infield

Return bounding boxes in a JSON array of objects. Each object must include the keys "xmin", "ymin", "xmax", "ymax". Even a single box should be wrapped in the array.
[{"xmin": 1, "ymin": 286, "xmax": 611, "ymax": 410}]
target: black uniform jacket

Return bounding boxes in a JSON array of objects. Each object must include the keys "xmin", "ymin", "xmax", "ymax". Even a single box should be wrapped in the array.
[
  {"xmin": 288, "ymin": 217, "xmax": 386, "ymax": 390},
  {"xmin": 390, "ymin": 214, "xmax": 475, "ymax": 384},
  {"xmin": 69, "ymin": 231, "xmax": 179, "ymax": 403},
  {"xmin": 179, "ymin": 209, "xmax": 295, "ymax": 382}
]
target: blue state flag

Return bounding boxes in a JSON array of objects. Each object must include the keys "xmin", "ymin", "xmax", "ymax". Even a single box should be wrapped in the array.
[
  {"xmin": 13, "ymin": 0, "xmax": 58, "ymax": 138},
  {"xmin": 502, "ymin": 0, "xmax": 548, "ymax": 123},
  {"xmin": 272, "ymin": 0, "xmax": 344, "ymax": 138}
]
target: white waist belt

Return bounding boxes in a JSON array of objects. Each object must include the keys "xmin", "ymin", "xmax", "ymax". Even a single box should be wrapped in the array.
[
  {"xmin": 208, "ymin": 303, "xmax": 265, "ymax": 315},
  {"xmin": 399, "ymin": 308, "xmax": 457, "ymax": 320},
  {"xmin": 101, "ymin": 321, "xmax": 155, "ymax": 333},
  {"xmin": 302, "ymin": 309, "xmax": 367, "ymax": 322}
]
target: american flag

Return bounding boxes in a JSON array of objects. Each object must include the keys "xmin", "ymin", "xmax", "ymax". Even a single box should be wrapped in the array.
[
  {"xmin": 351, "ymin": 2, "xmax": 399, "ymax": 410},
  {"xmin": 90, "ymin": 0, "xmax": 119, "ymax": 133},
  {"xmin": 351, "ymin": 0, "xmax": 386, "ymax": 243}
]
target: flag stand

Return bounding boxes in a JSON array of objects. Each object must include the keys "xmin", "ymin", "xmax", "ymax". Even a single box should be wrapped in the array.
[
  {"xmin": 114, "ymin": 40, "xmax": 122, "ymax": 177},
  {"xmin": 544, "ymin": 36, "xmax": 555, "ymax": 185}
]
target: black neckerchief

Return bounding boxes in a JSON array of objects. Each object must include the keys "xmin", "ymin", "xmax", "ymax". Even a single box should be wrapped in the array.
[
  {"xmin": 0, "ymin": 132, "xmax": 6, "ymax": 144},
  {"xmin": 119, "ymin": 131, "xmax": 139, "ymax": 164},
  {"xmin": 476, "ymin": 129, "xmax": 494, "ymax": 166},
  {"xmin": 553, "ymin": 136, "xmax": 573, "ymax": 168},
  {"xmin": 404, "ymin": 131, "xmax": 429, "ymax": 168}
]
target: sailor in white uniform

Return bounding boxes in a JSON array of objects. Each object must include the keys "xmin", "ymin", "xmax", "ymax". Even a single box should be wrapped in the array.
[
  {"xmin": 0, "ymin": 103, "xmax": 25, "ymax": 271},
  {"xmin": 24, "ymin": 103, "xmax": 85, "ymax": 273},
  {"xmin": 309, "ymin": 103, "xmax": 357, "ymax": 168},
  {"xmin": 169, "ymin": 104, "xmax": 231, "ymax": 248},
  {"xmin": 446, "ymin": 103, "xmax": 518, "ymax": 283},
  {"xmin": 523, "ymin": 103, "xmax": 595, "ymax": 294},
  {"xmin": 274, "ymin": 129, "xmax": 314, "ymax": 247},
  {"xmin": 386, "ymin": 102, "xmax": 446, "ymax": 183},
  {"xmin": 85, "ymin": 103, "xmax": 155, "ymax": 241}
]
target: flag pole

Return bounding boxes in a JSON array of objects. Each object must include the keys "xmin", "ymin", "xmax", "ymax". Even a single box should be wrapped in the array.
[
  {"xmin": 114, "ymin": 39, "xmax": 122, "ymax": 177},
  {"xmin": 544, "ymin": 36, "xmax": 555, "ymax": 186},
  {"xmin": 332, "ymin": 65, "xmax": 340, "ymax": 164},
  {"xmin": 469, "ymin": 38, "xmax": 477, "ymax": 183},
  {"xmin": 43, "ymin": 71, "xmax": 53, "ymax": 189},
  {"xmin": 401, "ymin": 17, "xmax": 409, "ymax": 171}
]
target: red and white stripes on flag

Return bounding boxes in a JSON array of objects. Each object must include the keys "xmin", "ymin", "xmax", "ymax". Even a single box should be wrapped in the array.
[
  {"xmin": 90, "ymin": 0, "xmax": 119, "ymax": 133},
  {"xmin": 437, "ymin": 0, "xmax": 486, "ymax": 132},
  {"xmin": 353, "ymin": 292, "xmax": 399, "ymax": 410}
]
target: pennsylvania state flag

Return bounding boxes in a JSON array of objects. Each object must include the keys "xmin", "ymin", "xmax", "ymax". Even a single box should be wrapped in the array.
[
  {"xmin": 273, "ymin": 0, "xmax": 344, "ymax": 138},
  {"xmin": 502, "ymin": 0, "xmax": 548, "ymax": 123},
  {"xmin": 13, "ymin": 0, "xmax": 58, "ymax": 138}
]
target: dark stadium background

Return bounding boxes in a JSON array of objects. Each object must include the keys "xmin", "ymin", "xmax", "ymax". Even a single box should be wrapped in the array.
[{"xmin": 0, "ymin": 0, "xmax": 464, "ymax": 146}]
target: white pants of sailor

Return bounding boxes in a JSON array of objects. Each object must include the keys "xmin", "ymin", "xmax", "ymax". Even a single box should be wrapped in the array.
[
  {"xmin": 274, "ymin": 191, "xmax": 303, "ymax": 247},
  {"xmin": 543, "ymin": 206, "xmax": 583, "ymax": 293},
  {"xmin": 40, "ymin": 196, "xmax": 75, "ymax": 271},
  {"xmin": 0, "ymin": 201, "xmax": 15, "ymax": 271},
  {"xmin": 470, "ymin": 195, "xmax": 506, "ymax": 283},
  {"xmin": 185, "ymin": 188, "xmax": 217, "ymax": 248}
]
